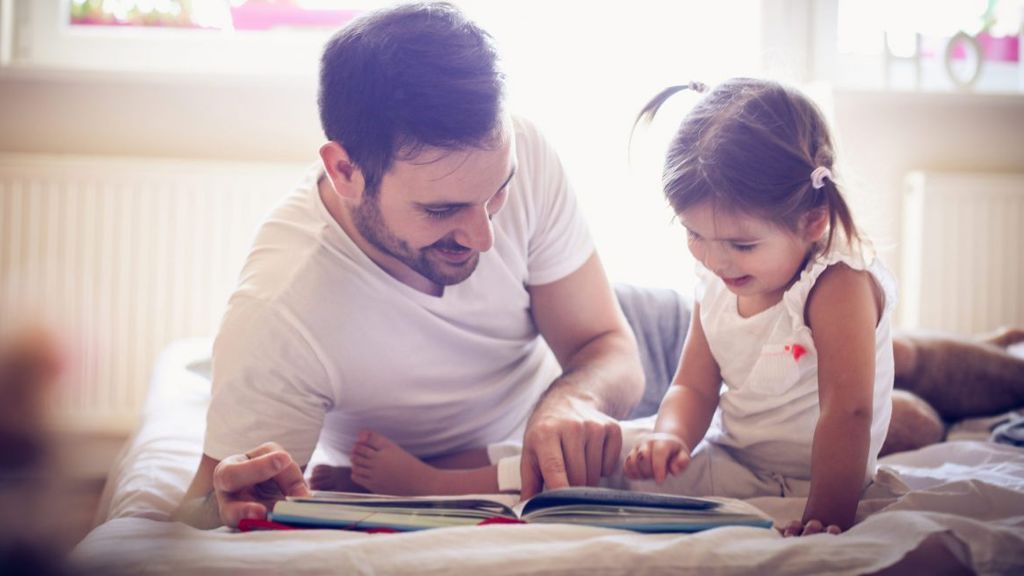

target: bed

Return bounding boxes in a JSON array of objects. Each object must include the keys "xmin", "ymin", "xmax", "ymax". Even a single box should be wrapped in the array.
[{"xmin": 71, "ymin": 338, "xmax": 1024, "ymax": 575}]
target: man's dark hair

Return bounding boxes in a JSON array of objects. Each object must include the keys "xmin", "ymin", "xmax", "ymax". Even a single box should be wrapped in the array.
[{"xmin": 318, "ymin": 2, "xmax": 506, "ymax": 194}]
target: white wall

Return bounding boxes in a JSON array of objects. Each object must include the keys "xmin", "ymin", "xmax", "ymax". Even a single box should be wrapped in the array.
[
  {"xmin": 4, "ymin": 69, "xmax": 1024, "ymax": 308},
  {"xmin": 832, "ymin": 89, "xmax": 1024, "ymax": 324},
  {"xmin": 0, "ymin": 67, "xmax": 322, "ymax": 162}
]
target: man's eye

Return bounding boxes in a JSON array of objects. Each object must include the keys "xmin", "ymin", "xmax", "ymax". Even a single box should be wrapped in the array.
[{"xmin": 425, "ymin": 207, "xmax": 456, "ymax": 219}]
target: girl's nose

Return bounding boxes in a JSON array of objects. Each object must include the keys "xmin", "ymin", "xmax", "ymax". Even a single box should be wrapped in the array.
[{"xmin": 701, "ymin": 243, "xmax": 726, "ymax": 273}]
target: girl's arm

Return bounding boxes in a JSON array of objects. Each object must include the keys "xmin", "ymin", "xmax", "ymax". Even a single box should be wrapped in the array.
[
  {"xmin": 800, "ymin": 263, "xmax": 883, "ymax": 533},
  {"xmin": 624, "ymin": 303, "xmax": 722, "ymax": 482},
  {"xmin": 655, "ymin": 303, "xmax": 723, "ymax": 448}
]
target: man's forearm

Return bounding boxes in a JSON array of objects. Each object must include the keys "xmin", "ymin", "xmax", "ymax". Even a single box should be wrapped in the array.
[
  {"xmin": 172, "ymin": 491, "xmax": 224, "ymax": 529},
  {"xmin": 541, "ymin": 329, "xmax": 644, "ymax": 418}
]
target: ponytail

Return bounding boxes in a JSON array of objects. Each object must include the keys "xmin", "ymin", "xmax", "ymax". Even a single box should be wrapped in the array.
[
  {"xmin": 634, "ymin": 82, "xmax": 708, "ymax": 128},
  {"xmin": 819, "ymin": 177, "xmax": 865, "ymax": 256}
]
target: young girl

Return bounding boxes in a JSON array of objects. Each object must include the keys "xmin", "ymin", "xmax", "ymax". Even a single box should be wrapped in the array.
[{"xmin": 622, "ymin": 78, "xmax": 897, "ymax": 537}]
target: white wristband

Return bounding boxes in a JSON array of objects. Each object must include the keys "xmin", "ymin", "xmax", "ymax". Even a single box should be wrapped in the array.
[{"xmin": 497, "ymin": 455, "xmax": 522, "ymax": 493}]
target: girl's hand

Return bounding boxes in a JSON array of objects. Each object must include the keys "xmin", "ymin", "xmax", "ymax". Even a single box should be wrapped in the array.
[
  {"xmin": 623, "ymin": 432, "xmax": 691, "ymax": 484},
  {"xmin": 779, "ymin": 519, "xmax": 842, "ymax": 537}
]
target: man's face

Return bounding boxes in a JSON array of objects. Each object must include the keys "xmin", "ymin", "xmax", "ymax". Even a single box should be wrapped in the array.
[{"xmin": 351, "ymin": 126, "xmax": 516, "ymax": 290}]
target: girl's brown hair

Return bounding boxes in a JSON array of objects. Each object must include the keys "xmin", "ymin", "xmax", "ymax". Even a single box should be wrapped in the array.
[{"xmin": 637, "ymin": 78, "xmax": 862, "ymax": 255}]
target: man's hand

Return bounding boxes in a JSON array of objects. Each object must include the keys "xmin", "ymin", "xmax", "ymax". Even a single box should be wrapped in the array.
[
  {"xmin": 520, "ymin": 394, "xmax": 623, "ymax": 499},
  {"xmin": 211, "ymin": 442, "xmax": 310, "ymax": 528}
]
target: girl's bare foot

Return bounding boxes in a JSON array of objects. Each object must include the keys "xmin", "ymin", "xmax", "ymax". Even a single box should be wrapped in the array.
[
  {"xmin": 309, "ymin": 464, "xmax": 367, "ymax": 492},
  {"xmin": 350, "ymin": 431, "xmax": 445, "ymax": 496}
]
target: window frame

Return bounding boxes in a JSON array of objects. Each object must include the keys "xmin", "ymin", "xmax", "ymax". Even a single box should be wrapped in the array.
[
  {"xmin": 6, "ymin": 0, "xmax": 353, "ymax": 76},
  {"xmin": 819, "ymin": 0, "xmax": 1024, "ymax": 93}
]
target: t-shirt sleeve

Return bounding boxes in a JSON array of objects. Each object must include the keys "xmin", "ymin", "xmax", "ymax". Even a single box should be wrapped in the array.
[
  {"xmin": 517, "ymin": 118, "xmax": 595, "ymax": 286},
  {"xmin": 203, "ymin": 297, "xmax": 332, "ymax": 466}
]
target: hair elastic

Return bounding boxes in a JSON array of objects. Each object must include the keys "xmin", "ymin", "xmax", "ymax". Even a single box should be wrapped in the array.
[{"xmin": 810, "ymin": 166, "xmax": 832, "ymax": 189}]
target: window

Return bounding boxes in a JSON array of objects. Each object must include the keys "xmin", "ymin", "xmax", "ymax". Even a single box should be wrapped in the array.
[
  {"xmin": 8, "ymin": 0, "xmax": 390, "ymax": 74},
  {"xmin": 832, "ymin": 0, "xmax": 1023, "ymax": 92},
  {"xmin": 68, "ymin": 0, "xmax": 361, "ymax": 31}
]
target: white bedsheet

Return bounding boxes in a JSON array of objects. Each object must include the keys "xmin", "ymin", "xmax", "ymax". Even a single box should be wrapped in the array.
[{"xmin": 72, "ymin": 340, "xmax": 1024, "ymax": 575}]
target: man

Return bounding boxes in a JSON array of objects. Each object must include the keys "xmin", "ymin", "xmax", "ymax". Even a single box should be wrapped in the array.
[
  {"xmin": 176, "ymin": 1, "xmax": 1024, "ymax": 529},
  {"xmin": 175, "ymin": 2, "xmax": 644, "ymax": 529}
]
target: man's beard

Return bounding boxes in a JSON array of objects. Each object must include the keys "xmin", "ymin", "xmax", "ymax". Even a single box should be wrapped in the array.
[{"xmin": 351, "ymin": 195, "xmax": 479, "ymax": 287}]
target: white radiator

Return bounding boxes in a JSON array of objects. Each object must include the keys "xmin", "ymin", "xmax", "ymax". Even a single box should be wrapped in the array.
[
  {"xmin": 0, "ymin": 155, "xmax": 307, "ymax": 433},
  {"xmin": 901, "ymin": 171, "xmax": 1024, "ymax": 335}
]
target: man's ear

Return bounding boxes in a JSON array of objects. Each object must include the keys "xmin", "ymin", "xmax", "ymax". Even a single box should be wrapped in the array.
[
  {"xmin": 803, "ymin": 208, "xmax": 829, "ymax": 242},
  {"xmin": 319, "ymin": 141, "xmax": 365, "ymax": 200}
]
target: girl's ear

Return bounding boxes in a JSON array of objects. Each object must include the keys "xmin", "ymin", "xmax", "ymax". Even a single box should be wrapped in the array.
[
  {"xmin": 319, "ymin": 141, "xmax": 366, "ymax": 201},
  {"xmin": 802, "ymin": 208, "xmax": 829, "ymax": 242}
]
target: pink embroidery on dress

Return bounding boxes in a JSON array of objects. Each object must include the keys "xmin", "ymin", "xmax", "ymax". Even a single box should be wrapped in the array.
[{"xmin": 784, "ymin": 344, "xmax": 807, "ymax": 361}]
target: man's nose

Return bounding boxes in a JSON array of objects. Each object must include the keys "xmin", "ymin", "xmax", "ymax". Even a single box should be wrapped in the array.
[{"xmin": 455, "ymin": 206, "xmax": 494, "ymax": 253}]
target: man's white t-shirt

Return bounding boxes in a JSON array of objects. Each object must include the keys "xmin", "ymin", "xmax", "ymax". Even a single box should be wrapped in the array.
[{"xmin": 204, "ymin": 117, "xmax": 594, "ymax": 467}]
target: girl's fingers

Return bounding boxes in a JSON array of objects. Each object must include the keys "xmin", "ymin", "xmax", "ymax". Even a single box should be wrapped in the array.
[
  {"xmin": 669, "ymin": 451, "xmax": 690, "ymax": 475},
  {"xmin": 623, "ymin": 453, "xmax": 637, "ymax": 479},
  {"xmin": 650, "ymin": 443, "xmax": 674, "ymax": 484}
]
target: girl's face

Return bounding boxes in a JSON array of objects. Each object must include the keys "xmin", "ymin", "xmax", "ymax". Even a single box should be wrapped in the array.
[{"xmin": 679, "ymin": 202, "xmax": 824, "ymax": 311}]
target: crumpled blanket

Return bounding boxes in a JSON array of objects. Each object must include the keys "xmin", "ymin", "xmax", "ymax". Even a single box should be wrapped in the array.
[
  {"xmin": 992, "ymin": 415, "xmax": 1024, "ymax": 447},
  {"xmin": 613, "ymin": 283, "xmax": 690, "ymax": 419}
]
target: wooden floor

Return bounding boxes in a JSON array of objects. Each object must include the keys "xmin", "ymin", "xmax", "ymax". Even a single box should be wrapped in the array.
[{"xmin": 0, "ymin": 430, "xmax": 128, "ymax": 570}]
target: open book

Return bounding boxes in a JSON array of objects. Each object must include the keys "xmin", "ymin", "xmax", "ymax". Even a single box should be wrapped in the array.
[{"xmin": 264, "ymin": 486, "xmax": 773, "ymax": 533}]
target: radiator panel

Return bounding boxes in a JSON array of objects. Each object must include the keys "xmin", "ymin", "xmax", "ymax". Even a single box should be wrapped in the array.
[
  {"xmin": 0, "ymin": 155, "xmax": 306, "ymax": 432},
  {"xmin": 901, "ymin": 171, "xmax": 1024, "ymax": 335}
]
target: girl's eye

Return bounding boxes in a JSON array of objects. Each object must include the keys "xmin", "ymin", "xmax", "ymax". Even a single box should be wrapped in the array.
[{"xmin": 732, "ymin": 243, "xmax": 757, "ymax": 252}]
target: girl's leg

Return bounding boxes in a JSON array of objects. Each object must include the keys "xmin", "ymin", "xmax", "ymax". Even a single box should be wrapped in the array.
[
  {"xmin": 308, "ymin": 464, "xmax": 366, "ymax": 493},
  {"xmin": 309, "ymin": 435, "xmax": 508, "ymax": 495},
  {"xmin": 335, "ymin": 431, "xmax": 498, "ymax": 496}
]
